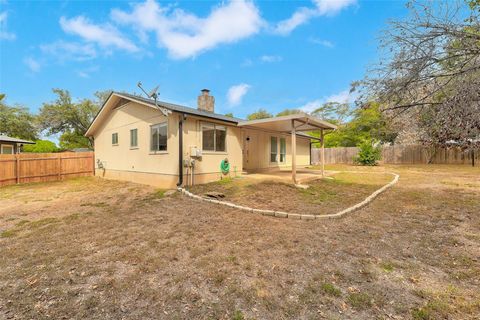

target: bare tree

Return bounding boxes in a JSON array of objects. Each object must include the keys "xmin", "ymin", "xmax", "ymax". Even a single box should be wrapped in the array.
[
  {"xmin": 419, "ymin": 75, "xmax": 480, "ymax": 163},
  {"xmin": 358, "ymin": 0, "xmax": 479, "ymax": 165},
  {"xmin": 361, "ymin": 0, "xmax": 480, "ymax": 111}
]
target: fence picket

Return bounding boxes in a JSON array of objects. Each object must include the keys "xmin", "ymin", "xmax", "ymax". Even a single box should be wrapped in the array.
[
  {"xmin": 311, "ymin": 145, "xmax": 478, "ymax": 165},
  {"xmin": 0, "ymin": 152, "xmax": 94, "ymax": 187}
]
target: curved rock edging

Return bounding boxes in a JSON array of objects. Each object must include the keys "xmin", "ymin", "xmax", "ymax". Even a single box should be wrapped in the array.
[{"xmin": 178, "ymin": 171, "xmax": 400, "ymax": 220}]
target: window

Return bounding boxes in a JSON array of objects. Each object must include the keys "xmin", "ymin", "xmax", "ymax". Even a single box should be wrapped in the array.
[
  {"xmin": 270, "ymin": 136, "xmax": 278, "ymax": 162},
  {"xmin": 280, "ymin": 137, "xmax": 286, "ymax": 163},
  {"xmin": 151, "ymin": 123, "xmax": 167, "ymax": 152},
  {"xmin": 130, "ymin": 129, "xmax": 138, "ymax": 148},
  {"xmin": 1, "ymin": 144, "xmax": 14, "ymax": 154},
  {"xmin": 202, "ymin": 123, "xmax": 226, "ymax": 152},
  {"xmin": 112, "ymin": 133, "xmax": 118, "ymax": 145}
]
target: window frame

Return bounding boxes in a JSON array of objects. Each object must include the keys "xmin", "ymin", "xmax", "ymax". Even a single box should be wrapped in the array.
[
  {"xmin": 112, "ymin": 133, "xmax": 119, "ymax": 146},
  {"xmin": 201, "ymin": 122, "xmax": 227, "ymax": 153},
  {"xmin": 270, "ymin": 136, "xmax": 278, "ymax": 163},
  {"xmin": 1, "ymin": 144, "xmax": 14, "ymax": 154},
  {"xmin": 150, "ymin": 122, "xmax": 168, "ymax": 154},
  {"xmin": 130, "ymin": 128, "xmax": 138, "ymax": 149}
]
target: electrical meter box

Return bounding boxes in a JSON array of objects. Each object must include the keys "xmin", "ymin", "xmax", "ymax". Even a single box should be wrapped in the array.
[{"xmin": 190, "ymin": 146, "xmax": 202, "ymax": 158}]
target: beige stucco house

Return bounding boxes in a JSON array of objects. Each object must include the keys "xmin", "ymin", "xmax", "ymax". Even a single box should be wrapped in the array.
[{"xmin": 85, "ymin": 90, "xmax": 336, "ymax": 188}]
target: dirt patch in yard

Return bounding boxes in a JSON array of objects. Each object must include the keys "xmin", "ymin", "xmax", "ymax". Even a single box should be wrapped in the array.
[
  {"xmin": 0, "ymin": 165, "xmax": 479, "ymax": 320},
  {"xmin": 189, "ymin": 172, "xmax": 393, "ymax": 215},
  {"xmin": 0, "ymin": 177, "xmax": 157, "ymax": 232}
]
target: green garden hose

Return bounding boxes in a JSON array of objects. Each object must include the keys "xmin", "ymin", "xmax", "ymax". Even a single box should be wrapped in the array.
[{"xmin": 220, "ymin": 158, "xmax": 230, "ymax": 175}]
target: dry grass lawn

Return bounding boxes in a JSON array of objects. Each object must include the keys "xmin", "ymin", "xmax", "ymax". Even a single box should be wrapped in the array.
[
  {"xmin": 0, "ymin": 164, "xmax": 479, "ymax": 319},
  {"xmin": 190, "ymin": 171, "xmax": 392, "ymax": 215}
]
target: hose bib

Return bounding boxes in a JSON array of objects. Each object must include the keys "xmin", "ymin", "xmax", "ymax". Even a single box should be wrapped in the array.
[{"xmin": 220, "ymin": 158, "xmax": 230, "ymax": 175}]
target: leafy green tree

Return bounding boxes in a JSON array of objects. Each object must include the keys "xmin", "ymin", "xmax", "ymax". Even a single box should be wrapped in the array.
[
  {"xmin": 59, "ymin": 131, "xmax": 92, "ymax": 150},
  {"xmin": 224, "ymin": 112, "xmax": 234, "ymax": 118},
  {"xmin": 246, "ymin": 109, "xmax": 273, "ymax": 120},
  {"xmin": 276, "ymin": 109, "xmax": 301, "ymax": 117},
  {"xmin": 0, "ymin": 94, "xmax": 38, "ymax": 140},
  {"xmin": 37, "ymin": 89, "xmax": 100, "ymax": 148},
  {"xmin": 23, "ymin": 140, "xmax": 59, "ymax": 153},
  {"xmin": 312, "ymin": 102, "xmax": 397, "ymax": 147}
]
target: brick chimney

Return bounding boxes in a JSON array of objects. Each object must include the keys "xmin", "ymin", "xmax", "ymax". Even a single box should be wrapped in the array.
[{"xmin": 197, "ymin": 89, "xmax": 215, "ymax": 113}]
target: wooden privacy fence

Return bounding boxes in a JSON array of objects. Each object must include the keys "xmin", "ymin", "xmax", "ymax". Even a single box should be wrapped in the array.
[
  {"xmin": 0, "ymin": 152, "xmax": 94, "ymax": 187},
  {"xmin": 311, "ymin": 145, "xmax": 478, "ymax": 165}
]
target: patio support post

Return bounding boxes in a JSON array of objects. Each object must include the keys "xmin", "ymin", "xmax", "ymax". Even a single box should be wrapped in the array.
[
  {"xmin": 321, "ymin": 129, "xmax": 325, "ymax": 177},
  {"xmin": 291, "ymin": 119, "xmax": 297, "ymax": 184}
]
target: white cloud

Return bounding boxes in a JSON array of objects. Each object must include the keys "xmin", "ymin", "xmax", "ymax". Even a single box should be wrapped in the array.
[
  {"xmin": 59, "ymin": 15, "xmax": 139, "ymax": 52},
  {"xmin": 40, "ymin": 41, "xmax": 97, "ymax": 61},
  {"xmin": 260, "ymin": 55, "xmax": 282, "ymax": 63},
  {"xmin": 309, "ymin": 37, "xmax": 334, "ymax": 48},
  {"xmin": 274, "ymin": 0, "xmax": 357, "ymax": 35},
  {"xmin": 300, "ymin": 89, "xmax": 355, "ymax": 113},
  {"xmin": 0, "ymin": 11, "xmax": 16, "ymax": 40},
  {"xmin": 274, "ymin": 7, "xmax": 316, "ymax": 36},
  {"xmin": 227, "ymin": 83, "xmax": 251, "ymax": 106},
  {"xmin": 24, "ymin": 57, "xmax": 41, "ymax": 72},
  {"xmin": 111, "ymin": 0, "xmax": 263, "ymax": 59},
  {"xmin": 314, "ymin": 0, "xmax": 357, "ymax": 16}
]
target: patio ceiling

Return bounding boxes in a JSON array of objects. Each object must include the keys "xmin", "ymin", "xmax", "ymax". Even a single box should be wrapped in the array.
[{"xmin": 237, "ymin": 113, "xmax": 337, "ymax": 132}]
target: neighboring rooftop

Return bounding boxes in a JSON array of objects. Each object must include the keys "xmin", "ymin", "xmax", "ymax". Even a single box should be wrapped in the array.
[{"xmin": 0, "ymin": 135, "xmax": 35, "ymax": 144}]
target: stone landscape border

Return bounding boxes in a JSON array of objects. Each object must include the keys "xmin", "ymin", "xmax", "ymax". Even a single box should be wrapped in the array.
[{"xmin": 179, "ymin": 171, "xmax": 400, "ymax": 220}]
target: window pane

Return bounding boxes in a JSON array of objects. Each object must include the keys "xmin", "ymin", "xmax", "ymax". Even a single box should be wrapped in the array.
[
  {"xmin": 158, "ymin": 124, "xmax": 167, "ymax": 151},
  {"xmin": 215, "ymin": 127, "xmax": 226, "ymax": 152},
  {"xmin": 1, "ymin": 145, "xmax": 13, "ymax": 154},
  {"xmin": 202, "ymin": 125, "xmax": 215, "ymax": 151},
  {"xmin": 270, "ymin": 136, "xmax": 277, "ymax": 162},
  {"xmin": 270, "ymin": 153, "xmax": 277, "ymax": 162},
  {"xmin": 150, "ymin": 123, "xmax": 167, "ymax": 151},
  {"xmin": 271, "ymin": 137, "xmax": 277, "ymax": 153},
  {"xmin": 151, "ymin": 128, "xmax": 159, "ymax": 151},
  {"xmin": 112, "ymin": 133, "xmax": 118, "ymax": 145},
  {"xmin": 130, "ymin": 129, "xmax": 138, "ymax": 147},
  {"xmin": 280, "ymin": 138, "xmax": 286, "ymax": 162}
]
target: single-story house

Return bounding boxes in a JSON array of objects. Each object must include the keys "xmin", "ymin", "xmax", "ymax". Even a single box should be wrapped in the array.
[
  {"xmin": 0, "ymin": 135, "xmax": 35, "ymax": 154},
  {"xmin": 85, "ymin": 90, "xmax": 336, "ymax": 188}
]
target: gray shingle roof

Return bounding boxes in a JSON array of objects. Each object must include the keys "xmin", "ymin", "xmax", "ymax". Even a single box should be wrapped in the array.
[
  {"xmin": 118, "ymin": 92, "xmax": 321, "ymax": 139},
  {"xmin": 0, "ymin": 135, "xmax": 35, "ymax": 144},
  {"xmin": 117, "ymin": 92, "xmax": 243, "ymax": 123},
  {"xmin": 87, "ymin": 91, "xmax": 322, "ymax": 140}
]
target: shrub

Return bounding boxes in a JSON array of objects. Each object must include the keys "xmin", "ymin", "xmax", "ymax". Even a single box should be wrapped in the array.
[
  {"xmin": 23, "ymin": 140, "xmax": 59, "ymax": 153},
  {"xmin": 354, "ymin": 140, "xmax": 382, "ymax": 166}
]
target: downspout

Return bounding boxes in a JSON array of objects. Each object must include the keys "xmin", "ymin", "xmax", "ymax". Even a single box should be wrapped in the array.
[{"xmin": 177, "ymin": 114, "xmax": 185, "ymax": 187}]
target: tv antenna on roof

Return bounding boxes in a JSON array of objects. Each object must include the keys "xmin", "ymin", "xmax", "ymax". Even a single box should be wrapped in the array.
[{"xmin": 137, "ymin": 81, "xmax": 171, "ymax": 117}]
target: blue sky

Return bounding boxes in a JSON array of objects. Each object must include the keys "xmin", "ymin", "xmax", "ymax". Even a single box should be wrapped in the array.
[{"xmin": 0, "ymin": 0, "xmax": 408, "ymax": 119}]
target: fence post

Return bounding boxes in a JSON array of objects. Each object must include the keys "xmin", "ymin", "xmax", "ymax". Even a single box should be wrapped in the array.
[{"xmin": 16, "ymin": 154, "xmax": 20, "ymax": 184}]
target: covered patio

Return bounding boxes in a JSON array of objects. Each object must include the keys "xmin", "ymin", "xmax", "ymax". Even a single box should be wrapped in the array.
[
  {"xmin": 241, "ymin": 167, "xmax": 337, "ymax": 185},
  {"xmin": 238, "ymin": 113, "xmax": 337, "ymax": 184}
]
